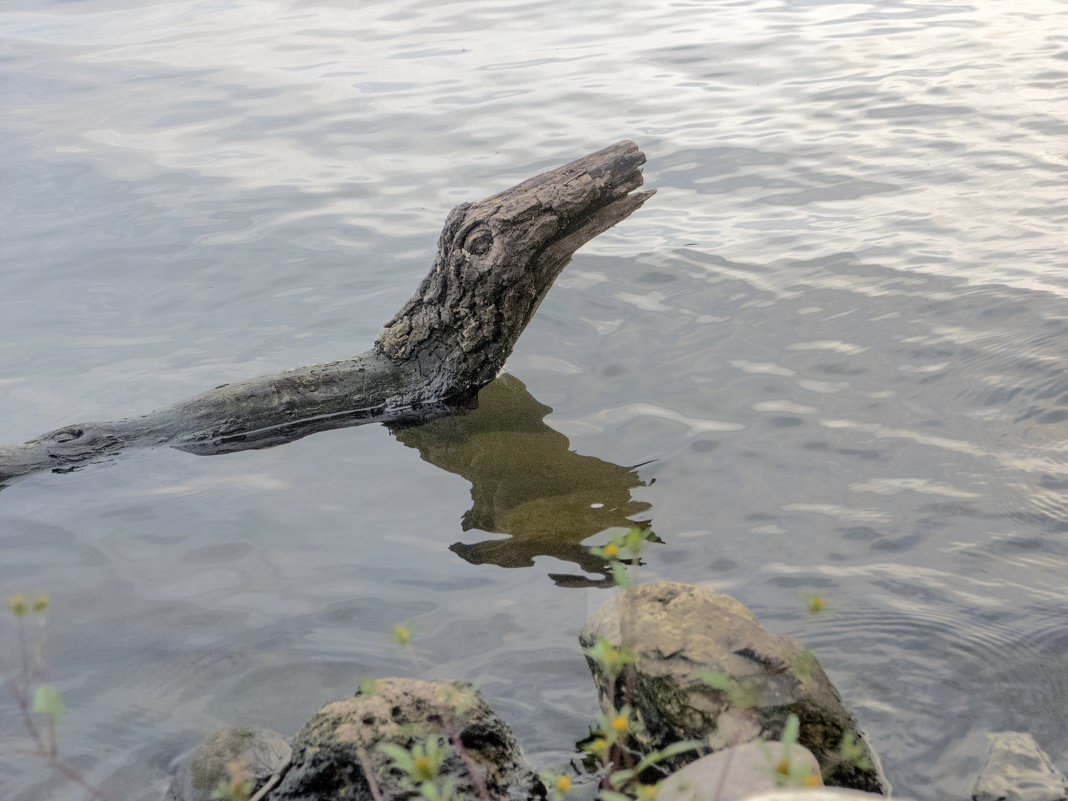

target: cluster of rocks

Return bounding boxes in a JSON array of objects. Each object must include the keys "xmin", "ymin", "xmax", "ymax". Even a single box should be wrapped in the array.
[{"xmin": 166, "ymin": 582, "xmax": 1067, "ymax": 801}]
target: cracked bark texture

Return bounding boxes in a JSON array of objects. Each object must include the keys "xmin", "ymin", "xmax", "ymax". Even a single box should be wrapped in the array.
[
  {"xmin": 377, "ymin": 139, "xmax": 652, "ymax": 398},
  {"xmin": 0, "ymin": 141, "xmax": 652, "ymax": 487}
]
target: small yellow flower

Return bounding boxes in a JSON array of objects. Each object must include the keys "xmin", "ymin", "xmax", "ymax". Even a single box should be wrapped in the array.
[
  {"xmin": 9, "ymin": 595, "xmax": 27, "ymax": 617},
  {"xmin": 803, "ymin": 594, "xmax": 826, "ymax": 614},
  {"xmin": 603, "ymin": 543, "xmax": 620, "ymax": 558},
  {"xmin": 555, "ymin": 774, "xmax": 572, "ymax": 793},
  {"xmin": 803, "ymin": 773, "xmax": 822, "ymax": 787},
  {"xmin": 775, "ymin": 758, "xmax": 791, "ymax": 776},
  {"xmin": 33, "ymin": 595, "xmax": 49, "ymax": 613},
  {"xmin": 391, "ymin": 624, "xmax": 411, "ymax": 646},
  {"xmin": 586, "ymin": 737, "xmax": 608, "ymax": 754},
  {"xmin": 413, "ymin": 754, "xmax": 434, "ymax": 781},
  {"xmin": 612, "ymin": 715, "xmax": 628, "ymax": 732},
  {"xmin": 636, "ymin": 784, "xmax": 658, "ymax": 800}
]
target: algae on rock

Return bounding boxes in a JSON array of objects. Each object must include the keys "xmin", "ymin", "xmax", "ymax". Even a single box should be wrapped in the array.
[
  {"xmin": 270, "ymin": 677, "xmax": 544, "ymax": 801},
  {"xmin": 579, "ymin": 581, "xmax": 883, "ymax": 793}
]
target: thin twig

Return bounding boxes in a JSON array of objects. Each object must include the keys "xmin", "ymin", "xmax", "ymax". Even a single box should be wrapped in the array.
[
  {"xmin": 2, "ymin": 616, "xmax": 112, "ymax": 801},
  {"xmin": 247, "ymin": 768, "xmax": 286, "ymax": 801},
  {"xmin": 356, "ymin": 747, "xmax": 385, "ymax": 801},
  {"xmin": 0, "ymin": 650, "xmax": 45, "ymax": 753},
  {"xmin": 446, "ymin": 725, "xmax": 493, "ymax": 801},
  {"xmin": 18, "ymin": 616, "xmax": 30, "ymax": 695},
  {"xmin": 36, "ymin": 615, "xmax": 58, "ymax": 758},
  {"xmin": 44, "ymin": 752, "xmax": 111, "ymax": 801}
]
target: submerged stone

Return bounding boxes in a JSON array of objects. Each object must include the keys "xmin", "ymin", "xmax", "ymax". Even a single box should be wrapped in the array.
[
  {"xmin": 164, "ymin": 726, "xmax": 291, "ymax": 801},
  {"xmin": 578, "ymin": 581, "xmax": 883, "ymax": 793},
  {"xmin": 972, "ymin": 732, "xmax": 1068, "ymax": 801}
]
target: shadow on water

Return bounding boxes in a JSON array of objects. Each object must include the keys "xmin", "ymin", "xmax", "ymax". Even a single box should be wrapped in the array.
[{"xmin": 390, "ymin": 374, "xmax": 654, "ymax": 588}]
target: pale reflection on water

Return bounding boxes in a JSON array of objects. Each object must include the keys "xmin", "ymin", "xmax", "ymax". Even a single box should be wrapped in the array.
[{"xmin": 2, "ymin": 0, "xmax": 1067, "ymax": 799}]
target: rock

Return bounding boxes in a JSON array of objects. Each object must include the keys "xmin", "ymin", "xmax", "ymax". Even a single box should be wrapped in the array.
[
  {"xmin": 972, "ymin": 732, "xmax": 1068, "ymax": 801},
  {"xmin": 268, "ymin": 677, "xmax": 544, "ymax": 801},
  {"xmin": 658, "ymin": 740, "xmax": 822, "ymax": 801},
  {"xmin": 578, "ymin": 581, "xmax": 882, "ymax": 793},
  {"xmin": 724, "ymin": 791, "xmax": 899, "ymax": 801},
  {"xmin": 164, "ymin": 726, "xmax": 291, "ymax": 801}
]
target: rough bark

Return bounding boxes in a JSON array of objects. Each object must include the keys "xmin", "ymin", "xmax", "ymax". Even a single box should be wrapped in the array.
[{"xmin": 0, "ymin": 141, "xmax": 653, "ymax": 488}]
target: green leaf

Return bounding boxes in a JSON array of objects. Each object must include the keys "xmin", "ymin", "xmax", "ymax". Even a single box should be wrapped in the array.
[
  {"xmin": 700, "ymin": 671, "xmax": 730, "ymax": 691},
  {"xmin": 627, "ymin": 740, "xmax": 702, "ymax": 777},
  {"xmin": 378, "ymin": 742, "xmax": 416, "ymax": 773},
  {"xmin": 599, "ymin": 792, "xmax": 633, "ymax": 801},
  {"xmin": 836, "ymin": 733, "xmax": 873, "ymax": 771},
  {"xmin": 652, "ymin": 740, "xmax": 703, "ymax": 761},
  {"xmin": 781, "ymin": 713, "xmax": 800, "ymax": 763},
  {"xmin": 623, "ymin": 527, "xmax": 646, "ymax": 556},
  {"xmin": 782, "ymin": 713, "xmax": 799, "ymax": 745},
  {"xmin": 32, "ymin": 684, "xmax": 66, "ymax": 723}
]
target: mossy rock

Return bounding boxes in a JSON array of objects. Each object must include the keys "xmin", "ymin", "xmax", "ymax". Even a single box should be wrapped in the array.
[
  {"xmin": 579, "ymin": 581, "xmax": 883, "ymax": 793},
  {"xmin": 270, "ymin": 677, "xmax": 544, "ymax": 801}
]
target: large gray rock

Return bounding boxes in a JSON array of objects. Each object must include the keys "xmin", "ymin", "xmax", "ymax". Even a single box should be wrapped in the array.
[
  {"xmin": 268, "ymin": 677, "xmax": 544, "ymax": 801},
  {"xmin": 165, "ymin": 727, "xmax": 291, "ymax": 801},
  {"xmin": 658, "ymin": 741, "xmax": 822, "ymax": 801},
  {"xmin": 972, "ymin": 732, "xmax": 1068, "ymax": 801},
  {"xmin": 579, "ymin": 581, "xmax": 882, "ymax": 793}
]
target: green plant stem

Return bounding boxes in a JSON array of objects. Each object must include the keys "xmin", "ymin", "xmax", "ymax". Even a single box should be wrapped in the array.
[
  {"xmin": 2, "ymin": 608, "xmax": 111, "ymax": 801},
  {"xmin": 0, "ymin": 649, "xmax": 45, "ymax": 751},
  {"xmin": 41, "ymin": 751, "xmax": 110, "ymax": 801},
  {"xmin": 35, "ymin": 616, "xmax": 57, "ymax": 757},
  {"xmin": 446, "ymin": 724, "xmax": 493, "ymax": 801},
  {"xmin": 356, "ymin": 747, "xmax": 385, "ymax": 801},
  {"xmin": 18, "ymin": 616, "xmax": 33, "ymax": 705}
]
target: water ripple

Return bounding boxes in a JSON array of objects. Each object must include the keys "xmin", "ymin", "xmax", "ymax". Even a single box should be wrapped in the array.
[{"xmin": 3, "ymin": 0, "xmax": 1068, "ymax": 798}]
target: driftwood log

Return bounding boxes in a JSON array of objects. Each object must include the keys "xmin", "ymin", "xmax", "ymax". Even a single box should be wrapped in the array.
[{"xmin": 0, "ymin": 141, "xmax": 653, "ymax": 487}]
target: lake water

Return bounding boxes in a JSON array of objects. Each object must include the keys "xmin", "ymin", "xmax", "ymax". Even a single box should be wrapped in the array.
[{"xmin": 2, "ymin": 1, "xmax": 1067, "ymax": 798}]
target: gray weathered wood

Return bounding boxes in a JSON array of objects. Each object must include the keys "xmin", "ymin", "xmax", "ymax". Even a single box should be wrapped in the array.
[{"xmin": 0, "ymin": 141, "xmax": 653, "ymax": 487}]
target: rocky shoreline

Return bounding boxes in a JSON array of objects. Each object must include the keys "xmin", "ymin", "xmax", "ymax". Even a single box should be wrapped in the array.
[{"xmin": 165, "ymin": 582, "xmax": 1067, "ymax": 801}]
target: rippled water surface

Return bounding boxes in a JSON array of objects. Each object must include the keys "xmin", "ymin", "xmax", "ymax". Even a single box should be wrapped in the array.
[{"xmin": 2, "ymin": 1, "xmax": 1067, "ymax": 798}]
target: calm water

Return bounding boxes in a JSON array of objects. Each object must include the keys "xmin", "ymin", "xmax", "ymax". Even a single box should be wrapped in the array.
[{"xmin": 2, "ymin": 1, "xmax": 1067, "ymax": 799}]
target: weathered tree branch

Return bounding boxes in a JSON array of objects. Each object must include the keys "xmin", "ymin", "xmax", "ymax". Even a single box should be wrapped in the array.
[{"xmin": 0, "ymin": 141, "xmax": 653, "ymax": 488}]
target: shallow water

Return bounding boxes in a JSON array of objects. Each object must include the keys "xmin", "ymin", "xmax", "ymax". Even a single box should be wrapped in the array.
[{"xmin": 2, "ymin": 0, "xmax": 1067, "ymax": 798}]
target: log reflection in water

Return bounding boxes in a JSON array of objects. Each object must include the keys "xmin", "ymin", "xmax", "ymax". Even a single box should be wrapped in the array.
[{"xmin": 390, "ymin": 374, "xmax": 655, "ymax": 587}]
